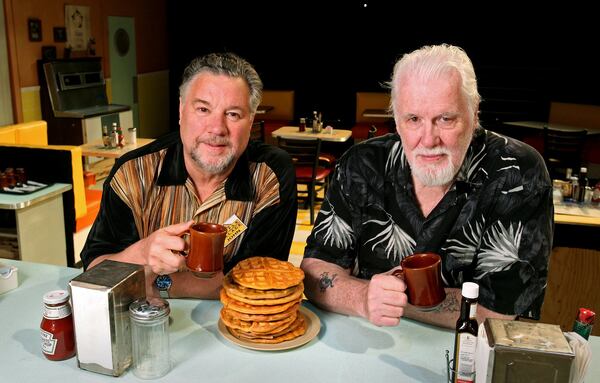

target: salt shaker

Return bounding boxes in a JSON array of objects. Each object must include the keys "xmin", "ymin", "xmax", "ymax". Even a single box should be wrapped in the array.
[
  {"xmin": 128, "ymin": 127, "xmax": 137, "ymax": 146},
  {"xmin": 129, "ymin": 297, "xmax": 171, "ymax": 379}
]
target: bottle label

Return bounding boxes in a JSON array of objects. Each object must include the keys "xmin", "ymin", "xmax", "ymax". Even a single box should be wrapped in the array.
[
  {"xmin": 41, "ymin": 328, "xmax": 57, "ymax": 355},
  {"xmin": 573, "ymin": 320, "xmax": 592, "ymax": 340},
  {"xmin": 469, "ymin": 303, "xmax": 477, "ymax": 319},
  {"xmin": 455, "ymin": 333, "xmax": 477, "ymax": 383},
  {"xmin": 43, "ymin": 304, "xmax": 71, "ymax": 320}
]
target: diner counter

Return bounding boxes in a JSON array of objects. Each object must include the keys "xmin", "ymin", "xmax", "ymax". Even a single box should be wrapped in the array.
[{"xmin": 1, "ymin": 259, "xmax": 598, "ymax": 382}]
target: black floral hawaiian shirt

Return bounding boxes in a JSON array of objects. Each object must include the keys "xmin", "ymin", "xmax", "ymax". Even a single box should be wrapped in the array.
[{"xmin": 304, "ymin": 127, "xmax": 553, "ymax": 319}]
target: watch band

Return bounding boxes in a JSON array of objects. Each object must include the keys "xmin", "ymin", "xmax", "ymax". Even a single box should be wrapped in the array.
[{"xmin": 158, "ymin": 288, "xmax": 169, "ymax": 299}]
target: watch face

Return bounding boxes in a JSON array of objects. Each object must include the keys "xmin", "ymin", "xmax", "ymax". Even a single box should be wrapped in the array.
[{"xmin": 155, "ymin": 275, "xmax": 172, "ymax": 291}]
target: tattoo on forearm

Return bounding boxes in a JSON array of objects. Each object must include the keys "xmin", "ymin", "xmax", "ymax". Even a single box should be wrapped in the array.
[
  {"xmin": 318, "ymin": 272, "xmax": 337, "ymax": 293},
  {"xmin": 433, "ymin": 291, "xmax": 460, "ymax": 313}
]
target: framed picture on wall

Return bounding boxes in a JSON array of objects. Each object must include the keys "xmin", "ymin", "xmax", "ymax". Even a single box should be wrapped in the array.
[
  {"xmin": 28, "ymin": 18, "xmax": 42, "ymax": 42},
  {"xmin": 42, "ymin": 46, "xmax": 57, "ymax": 60},
  {"xmin": 53, "ymin": 27, "xmax": 67, "ymax": 42}
]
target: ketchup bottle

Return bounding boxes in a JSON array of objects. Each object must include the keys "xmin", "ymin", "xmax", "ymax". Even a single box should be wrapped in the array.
[{"xmin": 40, "ymin": 290, "xmax": 76, "ymax": 360}]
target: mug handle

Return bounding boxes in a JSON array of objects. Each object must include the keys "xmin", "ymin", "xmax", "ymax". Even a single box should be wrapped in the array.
[
  {"xmin": 177, "ymin": 230, "xmax": 190, "ymax": 256},
  {"xmin": 392, "ymin": 268, "xmax": 404, "ymax": 280}
]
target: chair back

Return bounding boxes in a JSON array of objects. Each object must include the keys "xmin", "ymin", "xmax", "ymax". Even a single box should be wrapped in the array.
[
  {"xmin": 277, "ymin": 137, "xmax": 328, "ymax": 225},
  {"xmin": 367, "ymin": 125, "xmax": 378, "ymax": 139},
  {"xmin": 543, "ymin": 127, "xmax": 587, "ymax": 179},
  {"xmin": 277, "ymin": 137, "xmax": 322, "ymax": 180},
  {"xmin": 250, "ymin": 120, "xmax": 265, "ymax": 142}
]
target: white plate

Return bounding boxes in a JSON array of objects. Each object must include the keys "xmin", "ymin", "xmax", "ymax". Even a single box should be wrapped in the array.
[{"xmin": 218, "ymin": 305, "xmax": 320, "ymax": 351}]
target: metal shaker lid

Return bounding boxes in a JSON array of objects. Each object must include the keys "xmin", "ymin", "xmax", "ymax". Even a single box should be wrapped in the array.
[{"xmin": 129, "ymin": 297, "xmax": 170, "ymax": 321}]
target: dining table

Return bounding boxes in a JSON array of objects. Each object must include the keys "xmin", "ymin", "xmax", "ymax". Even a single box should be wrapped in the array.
[
  {"xmin": 78, "ymin": 138, "xmax": 155, "ymax": 159},
  {"xmin": 362, "ymin": 108, "xmax": 393, "ymax": 118},
  {"xmin": 554, "ymin": 202, "xmax": 600, "ymax": 227},
  {"xmin": 271, "ymin": 126, "xmax": 352, "ymax": 143},
  {"xmin": 1, "ymin": 259, "xmax": 598, "ymax": 382},
  {"xmin": 502, "ymin": 121, "xmax": 600, "ymax": 135}
]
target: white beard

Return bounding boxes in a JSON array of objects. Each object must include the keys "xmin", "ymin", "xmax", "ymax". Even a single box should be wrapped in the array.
[{"xmin": 409, "ymin": 147, "xmax": 459, "ymax": 187}]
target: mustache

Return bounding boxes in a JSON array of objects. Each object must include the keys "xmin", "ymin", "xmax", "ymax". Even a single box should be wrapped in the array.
[
  {"xmin": 195, "ymin": 135, "xmax": 230, "ymax": 146},
  {"xmin": 413, "ymin": 147, "xmax": 450, "ymax": 156}
]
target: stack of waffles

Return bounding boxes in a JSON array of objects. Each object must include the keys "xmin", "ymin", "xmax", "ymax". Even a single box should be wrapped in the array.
[{"xmin": 220, "ymin": 256, "xmax": 306, "ymax": 344}]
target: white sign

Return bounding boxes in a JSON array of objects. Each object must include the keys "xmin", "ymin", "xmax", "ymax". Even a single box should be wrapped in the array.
[{"xmin": 65, "ymin": 5, "xmax": 90, "ymax": 51}]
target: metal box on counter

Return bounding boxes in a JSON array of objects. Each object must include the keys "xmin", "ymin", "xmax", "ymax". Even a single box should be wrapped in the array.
[
  {"xmin": 69, "ymin": 260, "xmax": 145, "ymax": 376},
  {"xmin": 475, "ymin": 318, "xmax": 574, "ymax": 383}
]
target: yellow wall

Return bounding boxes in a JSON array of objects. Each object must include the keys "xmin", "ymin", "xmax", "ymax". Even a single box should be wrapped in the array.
[
  {"xmin": 105, "ymin": 78, "xmax": 112, "ymax": 104},
  {"xmin": 138, "ymin": 70, "xmax": 170, "ymax": 138},
  {"xmin": 20, "ymin": 86, "xmax": 41, "ymax": 122}
]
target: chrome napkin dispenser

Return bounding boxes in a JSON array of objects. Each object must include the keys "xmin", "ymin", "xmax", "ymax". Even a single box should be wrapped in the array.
[
  {"xmin": 69, "ymin": 260, "xmax": 145, "ymax": 376},
  {"xmin": 475, "ymin": 318, "xmax": 574, "ymax": 383}
]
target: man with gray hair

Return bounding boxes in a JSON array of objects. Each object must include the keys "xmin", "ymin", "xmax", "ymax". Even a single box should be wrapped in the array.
[
  {"xmin": 301, "ymin": 44, "xmax": 553, "ymax": 329},
  {"xmin": 82, "ymin": 52, "xmax": 297, "ymax": 299}
]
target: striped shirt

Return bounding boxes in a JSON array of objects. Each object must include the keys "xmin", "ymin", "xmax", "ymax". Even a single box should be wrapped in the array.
[{"xmin": 81, "ymin": 131, "xmax": 297, "ymax": 272}]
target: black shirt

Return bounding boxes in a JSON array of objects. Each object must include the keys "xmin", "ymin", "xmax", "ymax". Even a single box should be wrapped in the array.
[{"xmin": 304, "ymin": 127, "xmax": 553, "ymax": 318}]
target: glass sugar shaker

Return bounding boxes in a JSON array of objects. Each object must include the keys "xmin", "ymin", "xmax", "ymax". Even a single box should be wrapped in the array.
[
  {"xmin": 129, "ymin": 297, "xmax": 171, "ymax": 379},
  {"xmin": 128, "ymin": 127, "xmax": 137, "ymax": 146}
]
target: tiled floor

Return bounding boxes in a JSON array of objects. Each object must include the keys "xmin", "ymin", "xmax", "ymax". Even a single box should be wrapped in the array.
[{"xmin": 288, "ymin": 207, "xmax": 315, "ymax": 266}]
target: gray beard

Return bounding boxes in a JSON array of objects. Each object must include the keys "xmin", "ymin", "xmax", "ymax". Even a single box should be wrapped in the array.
[{"xmin": 190, "ymin": 149, "xmax": 235, "ymax": 175}]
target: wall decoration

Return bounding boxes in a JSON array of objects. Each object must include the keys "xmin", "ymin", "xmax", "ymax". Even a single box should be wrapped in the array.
[
  {"xmin": 28, "ymin": 18, "xmax": 42, "ymax": 42},
  {"xmin": 53, "ymin": 27, "xmax": 67, "ymax": 42},
  {"xmin": 41, "ymin": 46, "xmax": 57, "ymax": 60},
  {"xmin": 65, "ymin": 5, "xmax": 90, "ymax": 51}
]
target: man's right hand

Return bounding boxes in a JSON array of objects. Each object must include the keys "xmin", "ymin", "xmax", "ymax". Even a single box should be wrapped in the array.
[
  {"xmin": 136, "ymin": 220, "xmax": 193, "ymax": 275},
  {"xmin": 364, "ymin": 269, "xmax": 408, "ymax": 326}
]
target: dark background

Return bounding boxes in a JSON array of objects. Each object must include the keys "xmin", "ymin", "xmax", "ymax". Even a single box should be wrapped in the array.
[{"xmin": 166, "ymin": 1, "xmax": 598, "ymax": 129}]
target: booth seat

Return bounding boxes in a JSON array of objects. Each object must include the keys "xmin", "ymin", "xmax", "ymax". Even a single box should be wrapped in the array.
[
  {"xmin": 0, "ymin": 121, "xmax": 102, "ymax": 239},
  {"xmin": 260, "ymin": 90, "xmax": 295, "ymax": 145},
  {"xmin": 549, "ymin": 102, "xmax": 600, "ymax": 164},
  {"xmin": 353, "ymin": 92, "xmax": 394, "ymax": 141},
  {"xmin": 0, "ymin": 120, "xmax": 48, "ymax": 145}
]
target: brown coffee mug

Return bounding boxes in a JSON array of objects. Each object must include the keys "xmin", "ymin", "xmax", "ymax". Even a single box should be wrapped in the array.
[
  {"xmin": 393, "ymin": 253, "xmax": 446, "ymax": 310},
  {"xmin": 184, "ymin": 222, "xmax": 227, "ymax": 277}
]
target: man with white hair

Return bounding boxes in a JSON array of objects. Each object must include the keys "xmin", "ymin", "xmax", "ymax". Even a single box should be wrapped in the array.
[{"xmin": 301, "ymin": 44, "xmax": 553, "ymax": 329}]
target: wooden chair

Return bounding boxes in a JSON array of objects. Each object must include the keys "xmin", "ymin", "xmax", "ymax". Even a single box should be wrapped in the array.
[
  {"xmin": 277, "ymin": 137, "xmax": 331, "ymax": 225},
  {"xmin": 249, "ymin": 120, "xmax": 265, "ymax": 142},
  {"xmin": 543, "ymin": 127, "xmax": 587, "ymax": 180},
  {"xmin": 367, "ymin": 125, "xmax": 378, "ymax": 139}
]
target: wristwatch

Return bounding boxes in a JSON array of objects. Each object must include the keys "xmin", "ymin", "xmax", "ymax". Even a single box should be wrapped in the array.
[{"xmin": 154, "ymin": 275, "xmax": 172, "ymax": 299}]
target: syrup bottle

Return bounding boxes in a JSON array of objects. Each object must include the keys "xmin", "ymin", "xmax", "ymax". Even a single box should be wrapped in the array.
[{"xmin": 452, "ymin": 282, "xmax": 479, "ymax": 383}]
